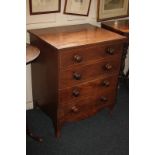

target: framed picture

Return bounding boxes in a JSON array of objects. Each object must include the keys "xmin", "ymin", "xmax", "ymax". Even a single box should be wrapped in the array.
[
  {"xmin": 29, "ymin": 0, "xmax": 61, "ymax": 15},
  {"xmin": 97, "ymin": 0, "xmax": 129, "ymax": 21},
  {"xmin": 64, "ymin": 0, "xmax": 92, "ymax": 16}
]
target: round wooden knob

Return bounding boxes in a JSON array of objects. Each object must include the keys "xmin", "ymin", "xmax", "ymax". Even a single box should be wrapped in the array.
[
  {"xmin": 105, "ymin": 64, "xmax": 112, "ymax": 70},
  {"xmin": 74, "ymin": 55, "xmax": 82, "ymax": 63},
  {"xmin": 71, "ymin": 106, "xmax": 79, "ymax": 113},
  {"xmin": 73, "ymin": 72, "xmax": 81, "ymax": 80},
  {"xmin": 100, "ymin": 96, "xmax": 108, "ymax": 102},
  {"xmin": 107, "ymin": 47, "xmax": 115, "ymax": 55},
  {"xmin": 102, "ymin": 80, "xmax": 110, "ymax": 87},
  {"xmin": 72, "ymin": 89, "xmax": 80, "ymax": 97}
]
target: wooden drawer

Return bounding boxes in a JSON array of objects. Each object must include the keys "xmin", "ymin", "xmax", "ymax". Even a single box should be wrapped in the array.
[
  {"xmin": 60, "ymin": 43, "xmax": 123, "ymax": 69},
  {"xmin": 59, "ymin": 56, "xmax": 121, "ymax": 88},
  {"xmin": 59, "ymin": 75, "xmax": 118, "ymax": 105},
  {"xmin": 59, "ymin": 90, "xmax": 116, "ymax": 121}
]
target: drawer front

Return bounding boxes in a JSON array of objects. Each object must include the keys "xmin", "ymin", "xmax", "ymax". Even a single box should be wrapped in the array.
[
  {"xmin": 59, "ymin": 56, "xmax": 121, "ymax": 89},
  {"xmin": 60, "ymin": 43, "xmax": 123, "ymax": 69},
  {"xmin": 59, "ymin": 75, "xmax": 118, "ymax": 105},
  {"xmin": 59, "ymin": 90, "xmax": 116, "ymax": 121}
]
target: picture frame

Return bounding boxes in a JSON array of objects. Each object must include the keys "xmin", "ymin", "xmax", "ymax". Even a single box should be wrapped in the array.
[
  {"xmin": 64, "ymin": 0, "xmax": 92, "ymax": 16},
  {"xmin": 29, "ymin": 0, "xmax": 61, "ymax": 15},
  {"xmin": 97, "ymin": 0, "xmax": 129, "ymax": 21}
]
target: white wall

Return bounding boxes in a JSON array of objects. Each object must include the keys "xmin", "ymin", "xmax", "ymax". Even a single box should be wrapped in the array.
[
  {"xmin": 26, "ymin": 0, "xmax": 99, "ymax": 30},
  {"xmin": 26, "ymin": 0, "xmax": 128, "ymax": 109}
]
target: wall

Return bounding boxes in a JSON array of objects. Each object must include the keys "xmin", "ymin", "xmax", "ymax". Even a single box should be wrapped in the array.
[
  {"xmin": 26, "ymin": 0, "xmax": 99, "ymax": 30},
  {"xmin": 26, "ymin": 0, "xmax": 128, "ymax": 109}
]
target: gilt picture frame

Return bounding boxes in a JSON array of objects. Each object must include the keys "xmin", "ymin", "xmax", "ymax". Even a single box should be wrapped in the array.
[
  {"xmin": 64, "ymin": 0, "xmax": 92, "ymax": 16},
  {"xmin": 29, "ymin": 0, "xmax": 61, "ymax": 15},
  {"xmin": 97, "ymin": 0, "xmax": 129, "ymax": 21}
]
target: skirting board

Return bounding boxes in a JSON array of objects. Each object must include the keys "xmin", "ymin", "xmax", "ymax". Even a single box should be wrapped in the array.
[{"xmin": 26, "ymin": 101, "xmax": 33, "ymax": 110}]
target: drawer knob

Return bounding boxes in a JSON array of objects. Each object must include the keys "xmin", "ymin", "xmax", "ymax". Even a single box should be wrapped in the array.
[
  {"xmin": 72, "ymin": 89, "xmax": 80, "ymax": 97},
  {"xmin": 100, "ymin": 96, "xmax": 108, "ymax": 102},
  {"xmin": 102, "ymin": 80, "xmax": 110, "ymax": 87},
  {"xmin": 73, "ymin": 72, "xmax": 81, "ymax": 80},
  {"xmin": 71, "ymin": 106, "xmax": 79, "ymax": 113},
  {"xmin": 105, "ymin": 64, "xmax": 112, "ymax": 70},
  {"xmin": 107, "ymin": 47, "xmax": 115, "ymax": 55},
  {"xmin": 74, "ymin": 55, "xmax": 82, "ymax": 63}
]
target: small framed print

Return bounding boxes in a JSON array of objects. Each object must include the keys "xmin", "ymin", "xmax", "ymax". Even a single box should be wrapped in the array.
[
  {"xmin": 64, "ymin": 0, "xmax": 92, "ymax": 16},
  {"xmin": 97, "ymin": 0, "xmax": 129, "ymax": 21},
  {"xmin": 29, "ymin": 0, "xmax": 61, "ymax": 15}
]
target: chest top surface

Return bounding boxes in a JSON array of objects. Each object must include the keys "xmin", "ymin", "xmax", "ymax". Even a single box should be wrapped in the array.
[{"xmin": 29, "ymin": 24, "xmax": 126, "ymax": 50}]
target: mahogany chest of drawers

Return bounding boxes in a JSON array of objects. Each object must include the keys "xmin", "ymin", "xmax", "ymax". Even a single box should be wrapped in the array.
[{"xmin": 29, "ymin": 24, "xmax": 126, "ymax": 137}]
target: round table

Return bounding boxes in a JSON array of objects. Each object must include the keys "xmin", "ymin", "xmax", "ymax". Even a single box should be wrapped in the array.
[
  {"xmin": 26, "ymin": 44, "xmax": 43, "ymax": 142},
  {"xmin": 26, "ymin": 44, "xmax": 40, "ymax": 64}
]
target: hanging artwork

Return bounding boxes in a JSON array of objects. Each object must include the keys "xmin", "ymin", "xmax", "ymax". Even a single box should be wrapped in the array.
[
  {"xmin": 29, "ymin": 0, "xmax": 61, "ymax": 15},
  {"xmin": 97, "ymin": 0, "xmax": 129, "ymax": 21},
  {"xmin": 64, "ymin": 0, "xmax": 92, "ymax": 16}
]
